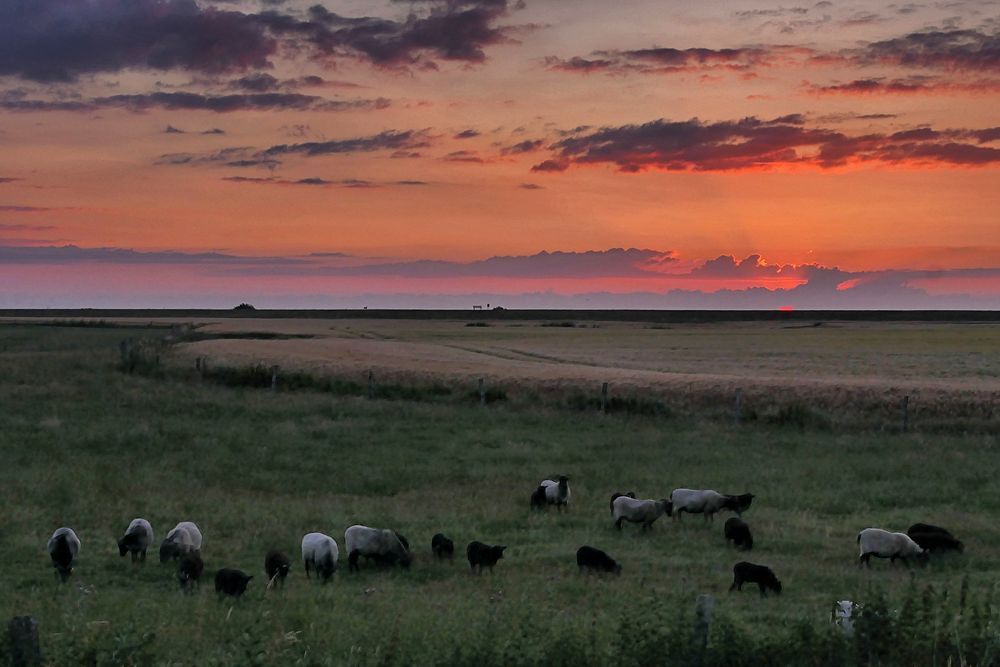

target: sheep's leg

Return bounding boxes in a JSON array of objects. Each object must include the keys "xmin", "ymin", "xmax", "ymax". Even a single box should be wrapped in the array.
[
  {"xmin": 859, "ymin": 553, "xmax": 871, "ymax": 568},
  {"xmin": 758, "ymin": 584, "xmax": 767, "ymax": 598},
  {"xmin": 304, "ymin": 560, "xmax": 311, "ymax": 579},
  {"xmin": 728, "ymin": 579, "xmax": 739, "ymax": 593},
  {"xmin": 348, "ymin": 551, "xmax": 361, "ymax": 573},
  {"xmin": 614, "ymin": 517, "xmax": 624, "ymax": 531},
  {"xmin": 139, "ymin": 549, "xmax": 147, "ymax": 563}
]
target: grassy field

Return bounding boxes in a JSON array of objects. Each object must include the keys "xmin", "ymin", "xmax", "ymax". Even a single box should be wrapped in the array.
[{"xmin": 2, "ymin": 323, "xmax": 1000, "ymax": 665}]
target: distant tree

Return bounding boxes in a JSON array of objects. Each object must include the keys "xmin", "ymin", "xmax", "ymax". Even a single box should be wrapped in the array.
[{"xmin": 233, "ymin": 303, "xmax": 256, "ymax": 311}]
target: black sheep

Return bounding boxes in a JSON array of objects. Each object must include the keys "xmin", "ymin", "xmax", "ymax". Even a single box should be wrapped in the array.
[
  {"xmin": 724, "ymin": 517, "xmax": 754, "ymax": 551},
  {"xmin": 729, "ymin": 561, "xmax": 781, "ymax": 598},
  {"xmin": 431, "ymin": 533, "xmax": 455, "ymax": 560},
  {"xmin": 177, "ymin": 552, "xmax": 204, "ymax": 594},
  {"xmin": 724, "ymin": 493, "xmax": 755, "ymax": 516},
  {"xmin": 215, "ymin": 568, "xmax": 253, "ymax": 598},
  {"xmin": 907, "ymin": 523, "xmax": 964, "ymax": 553},
  {"xmin": 529, "ymin": 485, "xmax": 547, "ymax": 510},
  {"xmin": 264, "ymin": 550, "xmax": 291, "ymax": 587},
  {"xmin": 576, "ymin": 546, "xmax": 621, "ymax": 574},
  {"xmin": 609, "ymin": 491, "xmax": 636, "ymax": 514},
  {"xmin": 467, "ymin": 541, "xmax": 506, "ymax": 573}
]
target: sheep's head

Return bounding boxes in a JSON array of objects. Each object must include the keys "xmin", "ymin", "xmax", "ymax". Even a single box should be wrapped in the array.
[
  {"xmin": 117, "ymin": 538, "xmax": 129, "ymax": 557},
  {"xmin": 771, "ymin": 579, "xmax": 783, "ymax": 595},
  {"xmin": 661, "ymin": 500, "xmax": 673, "ymax": 517},
  {"xmin": 159, "ymin": 540, "xmax": 180, "ymax": 564}
]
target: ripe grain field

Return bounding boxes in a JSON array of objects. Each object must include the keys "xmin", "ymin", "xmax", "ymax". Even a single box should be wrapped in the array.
[{"xmin": 1, "ymin": 322, "xmax": 1000, "ymax": 666}]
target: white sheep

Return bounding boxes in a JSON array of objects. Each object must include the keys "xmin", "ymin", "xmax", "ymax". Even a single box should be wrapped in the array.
[
  {"xmin": 301, "ymin": 532, "xmax": 339, "ymax": 583},
  {"xmin": 612, "ymin": 496, "xmax": 672, "ymax": 531},
  {"xmin": 669, "ymin": 489, "xmax": 735, "ymax": 521},
  {"xmin": 857, "ymin": 528, "xmax": 927, "ymax": 567},
  {"xmin": 344, "ymin": 525, "xmax": 412, "ymax": 572},
  {"xmin": 832, "ymin": 600, "xmax": 858, "ymax": 636},
  {"xmin": 47, "ymin": 527, "xmax": 81, "ymax": 583},
  {"xmin": 540, "ymin": 475, "xmax": 571, "ymax": 510},
  {"xmin": 118, "ymin": 518, "xmax": 154, "ymax": 563},
  {"xmin": 159, "ymin": 521, "xmax": 203, "ymax": 563}
]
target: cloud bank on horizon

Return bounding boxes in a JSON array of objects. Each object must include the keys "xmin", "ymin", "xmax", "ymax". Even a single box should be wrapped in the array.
[{"xmin": 0, "ymin": 0, "xmax": 998, "ymax": 308}]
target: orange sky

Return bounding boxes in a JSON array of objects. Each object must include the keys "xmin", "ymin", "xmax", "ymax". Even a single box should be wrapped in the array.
[{"xmin": 0, "ymin": 0, "xmax": 998, "ymax": 307}]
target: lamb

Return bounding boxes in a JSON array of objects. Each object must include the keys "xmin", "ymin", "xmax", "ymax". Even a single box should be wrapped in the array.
[
  {"xmin": 576, "ymin": 546, "xmax": 621, "ymax": 575},
  {"xmin": 724, "ymin": 517, "xmax": 754, "ymax": 551},
  {"xmin": 729, "ymin": 561, "xmax": 782, "ymax": 597},
  {"xmin": 907, "ymin": 523, "xmax": 964, "ymax": 554},
  {"xmin": 529, "ymin": 485, "xmax": 547, "ymax": 510},
  {"xmin": 670, "ymin": 489, "xmax": 743, "ymax": 522},
  {"xmin": 857, "ymin": 528, "xmax": 927, "ymax": 567},
  {"xmin": 832, "ymin": 600, "xmax": 858, "ymax": 636},
  {"xmin": 178, "ymin": 552, "xmax": 204, "ymax": 593},
  {"xmin": 344, "ymin": 525, "xmax": 412, "ymax": 572},
  {"xmin": 118, "ymin": 518, "xmax": 154, "ymax": 563},
  {"xmin": 467, "ymin": 541, "xmax": 506, "ymax": 573},
  {"xmin": 215, "ymin": 568, "xmax": 253, "ymax": 598},
  {"xmin": 301, "ymin": 532, "xmax": 339, "ymax": 582},
  {"xmin": 612, "ymin": 496, "xmax": 672, "ymax": 531},
  {"xmin": 264, "ymin": 550, "xmax": 291, "ymax": 588},
  {"xmin": 431, "ymin": 533, "xmax": 455, "ymax": 561},
  {"xmin": 159, "ymin": 521, "xmax": 203, "ymax": 563},
  {"xmin": 47, "ymin": 527, "xmax": 81, "ymax": 583},
  {"xmin": 609, "ymin": 492, "xmax": 636, "ymax": 514}
]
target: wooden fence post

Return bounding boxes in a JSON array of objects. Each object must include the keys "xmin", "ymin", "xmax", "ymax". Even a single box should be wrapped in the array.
[
  {"xmin": 8, "ymin": 616, "xmax": 41, "ymax": 667},
  {"xmin": 693, "ymin": 594, "xmax": 715, "ymax": 667},
  {"xmin": 270, "ymin": 365, "xmax": 280, "ymax": 391},
  {"xmin": 734, "ymin": 388, "xmax": 743, "ymax": 426},
  {"xmin": 478, "ymin": 378, "xmax": 486, "ymax": 406},
  {"xmin": 601, "ymin": 382, "xmax": 609, "ymax": 414},
  {"xmin": 368, "ymin": 370, "xmax": 375, "ymax": 399},
  {"xmin": 901, "ymin": 395, "xmax": 910, "ymax": 433}
]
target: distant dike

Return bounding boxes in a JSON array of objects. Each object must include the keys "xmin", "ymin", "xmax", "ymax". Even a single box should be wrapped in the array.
[{"xmin": 0, "ymin": 309, "xmax": 998, "ymax": 323}]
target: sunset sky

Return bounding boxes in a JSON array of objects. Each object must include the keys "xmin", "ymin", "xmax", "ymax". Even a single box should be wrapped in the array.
[{"xmin": 1, "ymin": 0, "xmax": 999, "ymax": 308}]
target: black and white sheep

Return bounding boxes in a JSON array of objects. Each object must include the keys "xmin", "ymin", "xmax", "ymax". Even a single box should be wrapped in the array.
[
  {"xmin": 576, "ymin": 546, "xmax": 621, "ymax": 575},
  {"xmin": 47, "ymin": 527, "xmax": 81, "ymax": 583},
  {"xmin": 907, "ymin": 523, "xmax": 964, "ymax": 554},
  {"xmin": 344, "ymin": 525, "xmax": 412, "ymax": 572},
  {"xmin": 301, "ymin": 532, "xmax": 339, "ymax": 582},
  {"xmin": 857, "ymin": 528, "xmax": 927, "ymax": 567},
  {"xmin": 609, "ymin": 492, "xmax": 636, "ymax": 514},
  {"xmin": 264, "ymin": 550, "xmax": 291, "ymax": 588},
  {"xmin": 724, "ymin": 517, "xmax": 754, "ymax": 551},
  {"xmin": 118, "ymin": 518, "xmax": 154, "ymax": 563},
  {"xmin": 215, "ymin": 568, "xmax": 253, "ymax": 598},
  {"xmin": 670, "ymin": 489, "xmax": 749, "ymax": 522},
  {"xmin": 467, "ymin": 541, "xmax": 506, "ymax": 573},
  {"xmin": 729, "ymin": 561, "xmax": 782, "ymax": 597},
  {"xmin": 177, "ymin": 552, "xmax": 204, "ymax": 593},
  {"xmin": 159, "ymin": 521, "xmax": 203, "ymax": 563},
  {"xmin": 431, "ymin": 533, "xmax": 455, "ymax": 561},
  {"xmin": 612, "ymin": 496, "xmax": 672, "ymax": 531},
  {"xmin": 529, "ymin": 485, "xmax": 547, "ymax": 510},
  {"xmin": 540, "ymin": 476, "xmax": 571, "ymax": 510}
]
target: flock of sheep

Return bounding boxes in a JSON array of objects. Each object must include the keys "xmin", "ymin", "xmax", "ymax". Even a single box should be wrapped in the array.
[{"xmin": 44, "ymin": 476, "xmax": 966, "ymax": 624}]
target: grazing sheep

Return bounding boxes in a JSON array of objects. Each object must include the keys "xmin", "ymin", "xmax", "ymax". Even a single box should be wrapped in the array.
[
  {"xmin": 576, "ymin": 546, "xmax": 621, "ymax": 575},
  {"xmin": 609, "ymin": 492, "xmax": 636, "ymax": 514},
  {"xmin": 178, "ymin": 552, "xmax": 204, "ymax": 593},
  {"xmin": 264, "ymin": 550, "xmax": 291, "ymax": 588},
  {"xmin": 724, "ymin": 517, "xmax": 754, "ymax": 551},
  {"xmin": 159, "ymin": 521, "xmax": 203, "ymax": 563},
  {"xmin": 529, "ymin": 485, "xmax": 547, "ymax": 510},
  {"xmin": 301, "ymin": 532, "xmax": 339, "ymax": 583},
  {"xmin": 907, "ymin": 523, "xmax": 964, "ymax": 554},
  {"xmin": 857, "ymin": 528, "xmax": 927, "ymax": 567},
  {"xmin": 344, "ymin": 525, "xmax": 412, "ymax": 572},
  {"xmin": 729, "ymin": 561, "xmax": 782, "ymax": 597},
  {"xmin": 47, "ymin": 527, "xmax": 81, "ymax": 583},
  {"xmin": 467, "ymin": 541, "xmax": 506, "ymax": 573},
  {"xmin": 431, "ymin": 533, "xmax": 455, "ymax": 561},
  {"xmin": 215, "ymin": 568, "xmax": 253, "ymax": 598},
  {"xmin": 832, "ymin": 600, "xmax": 858, "ymax": 636},
  {"xmin": 670, "ymin": 489, "xmax": 741, "ymax": 522},
  {"xmin": 539, "ymin": 476, "xmax": 571, "ymax": 510},
  {"xmin": 118, "ymin": 518, "xmax": 154, "ymax": 563},
  {"xmin": 612, "ymin": 496, "xmax": 672, "ymax": 531}
]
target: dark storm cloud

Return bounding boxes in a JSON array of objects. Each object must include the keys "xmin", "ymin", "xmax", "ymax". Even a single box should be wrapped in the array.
[{"xmin": 0, "ymin": 91, "xmax": 390, "ymax": 113}]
